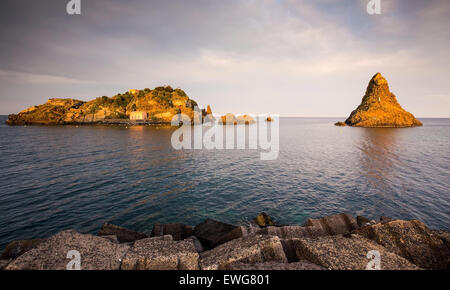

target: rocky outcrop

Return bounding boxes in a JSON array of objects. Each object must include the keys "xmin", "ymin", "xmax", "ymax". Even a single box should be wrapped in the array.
[
  {"xmin": 120, "ymin": 237, "xmax": 199, "ymax": 270},
  {"xmin": 5, "ymin": 230, "xmax": 130, "ymax": 270},
  {"xmin": 6, "ymin": 86, "xmax": 204, "ymax": 125},
  {"xmin": 199, "ymin": 235, "xmax": 287, "ymax": 270},
  {"xmin": 334, "ymin": 121, "xmax": 346, "ymax": 126},
  {"xmin": 344, "ymin": 73, "xmax": 422, "ymax": 127},
  {"xmin": 97, "ymin": 223, "xmax": 148, "ymax": 243},
  {"xmin": 354, "ymin": 219, "xmax": 449, "ymax": 269}
]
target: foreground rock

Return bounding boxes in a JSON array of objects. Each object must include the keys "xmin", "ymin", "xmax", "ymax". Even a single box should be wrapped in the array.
[
  {"xmin": 293, "ymin": 234, "xmax": 420, "ymax": 270},
  {"xmin": 194, "ymin": 219, "xmax": 245, "ymax": 249},
  {"xmin": 98, "ymin": 223, "xmax": 148, "ymax": 243},
  {"xmin": 1, "ymin": 238, "xmax": 46, "ymax": 260},
  {"xmin": 344, "ymin": 73, "xmax": 422, "ymax": 127},
  {"xmin": 224, "ymin": 261, "xmax": 325, "ymax": 270},
  {"xmin": 5, "ymin": 230, "xmax": 129, "ymax": 270},
  {"xmin": 303, "ymin": 213, "xmax": 358, "ymax": 235},
  {"xmin": 200, "ymin": 235, "xmax": 287, "ymax": 270},
  {"xmin": 151, "ymin": 223, "xmax": 193, "ymax": 241},
  {"xmin": 121, "ymin": 237, "xmax": 199, "ymax": 270},
  {"xmin": 355, "ymin": 219, "xmax": 449, "ymax": 269}
]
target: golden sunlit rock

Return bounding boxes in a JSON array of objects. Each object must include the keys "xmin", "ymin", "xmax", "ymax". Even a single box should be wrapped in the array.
[{"xmin": 345, "ymin": 73, "xmax": 422, "ymax": 127}]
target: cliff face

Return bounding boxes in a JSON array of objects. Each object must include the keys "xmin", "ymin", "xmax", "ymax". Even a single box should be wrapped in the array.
[
  {"xmin": 6, "ymin": 86, "xmax": 200, "ymax": 125},
  {"xmin": 345, "ymin": 73, "xmax": 422, "ymax": 127}
]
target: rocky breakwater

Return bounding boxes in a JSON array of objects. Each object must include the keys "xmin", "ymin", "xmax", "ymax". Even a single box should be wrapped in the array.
[
  {"xmin": 1, "ymin": 213, "xmax": 448, "ymax": 270},
  {"xmin": 342, "ymin": 73, "xmax": 422, "ymax": 127},
  {"xmin": 6, "ymin": 86, "xmax": 206, "ymax": 126}
]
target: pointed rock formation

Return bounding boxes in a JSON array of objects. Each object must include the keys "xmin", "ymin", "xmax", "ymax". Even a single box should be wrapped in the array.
[{"xmin": 345, "ymin": 73, "xmax": 422, "ymax": 127}]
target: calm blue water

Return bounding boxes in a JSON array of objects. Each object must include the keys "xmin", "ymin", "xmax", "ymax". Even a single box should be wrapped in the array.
[{"xmin": 0, "ymin": 116, "xmax": 449, "ymax": 250}]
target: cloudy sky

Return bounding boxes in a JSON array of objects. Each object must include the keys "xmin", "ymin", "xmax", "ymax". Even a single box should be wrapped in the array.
[{"xmin": 0, "ymin": 0, "xmax": 449, "ymax": 117}]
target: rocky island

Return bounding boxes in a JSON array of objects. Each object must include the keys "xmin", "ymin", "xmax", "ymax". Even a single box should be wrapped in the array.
[
  {"xmin": 343, "ymin": 73, "xmax": 422, "ymax": 127},
  {"xmin": 6, "ymin": 86, "xmax": 212, "ymax": 126},
  {"xmin": 1, "ymin": 213, "xmax": 448, "ymax": 270}
]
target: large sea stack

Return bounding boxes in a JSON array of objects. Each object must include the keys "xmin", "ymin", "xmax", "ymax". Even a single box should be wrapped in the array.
[{"xmin": 345, "ymin": 73, "xmax": 422, "ymax": 127}]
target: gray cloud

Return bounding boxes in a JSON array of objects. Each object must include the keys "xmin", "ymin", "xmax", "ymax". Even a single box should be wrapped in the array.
[{"xmin": 0, "ymin": 0, "xmax": 449, "ymax": 117}]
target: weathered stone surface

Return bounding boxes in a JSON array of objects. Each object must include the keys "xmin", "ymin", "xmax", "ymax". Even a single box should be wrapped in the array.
[
  {"xmin": 293, "ymin": 234, "xmax": 420, "ymax": 270},
  {"xmin": 303, "ymin": 213, "xmax": 358, "ymax": 235},
  {"xmin": 120, "ymin": 238, "xmax": 199, "ymax": 270},
  {"xmin": 1, "ymin": 238, "xmax": 46, "ymax": 260},
  {"xmin": 357, "ymin": 216, "xmax": 371, "ymax": 227},
  {"xmin": 151, "ymin": 223, "xmax": 193, "ymax": 241},
  {"xmin": 194, "ymin": 219, "xmax": 241, "ymax": 249},
  {"xmin": 187, "ymin": 236, "xmax": 204, "ymax": 253},
  {"xmin": 0, "ymin": 259, "xmax": 10, "ymax": 270},
  {"xmin": 5, "ymin": 230, "xmax": 130, "ymax": 270},
  {"xmin": 345, "ymin": 73, "xmax": 422, "ymax": 127},
  {"xmin": 254, "ymin": 212, "xmax": 275, "ymax": 227},
  {"xmin": 355, "ymin": 220, "xmax": 449, "ymax": 269},
  {"xmin": 100, "ymin": 235, "xmax": 119, "ymax": 244},
  {"xmin": 200, "ymin": 235, "xmax": 287, "ymax": 270},
  {"xmin": 224, "ymin": 261, "xmax": 325, "ymax": 270},
  {"xmin": 98, "ymin": 223, "xmax": 148, "ymax": 243}
]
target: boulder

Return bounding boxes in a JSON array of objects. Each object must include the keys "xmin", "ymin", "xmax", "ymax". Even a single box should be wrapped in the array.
[
  {"xmin": 120, "ymin": 238, "xmax": 199, "ymax": 270},
  {"xmin": 303, "ymin": 213, "xmax": 358, "ymax": 235},
  {"xmin": 254, "ymin": 212, "xmax": 275, "ymax": 227},
  {"xmin": 345, "ymin": 73, "xmax": 422, "ymax": 127},
  {"xmin": 334, "ymin": 121, "xmax": 346, "ymax": 126},
  {"xmin": 355, "ymin": 220, "xmax": 449, "ymax": 269},
  {"xmin": 224, "ymin": 261, "xmax": 325, "ymax": 270},
  {"xmin": 151, "ymin": 223, "xmax": 193, "ymax": 241},
  {"xmin": 5, "ymin": 230, "xmax": 130, "ymax": 270},
  {"xmin": 266, "ymin": 117, "xmax": 273, "ymax": 122},
  {"xmin": 1, "ymin": 238, "xmax": 46, "ymax": 260},
  {"xmin": 293, "ymin": 234, "xmax": 420, "ymax": 270},
  {"xmin": 200, "ymin": 235, "xmax": 287, "ymax": 270},
  {"xmin": 194, "ymin": 219, "xmax": 243, "ymax": 249},
  {"xmin": 97, "ymin": 223, "xmax": 148, "ymax": 243},
  {"xmin": 258, "ymin": 225, "xmax": 325, "ymax": 239}
]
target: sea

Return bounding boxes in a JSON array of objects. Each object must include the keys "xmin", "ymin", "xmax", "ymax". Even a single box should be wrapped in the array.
[{"xmin": 0, "ymin": 116, "xmax": 449, "ymax": 250}]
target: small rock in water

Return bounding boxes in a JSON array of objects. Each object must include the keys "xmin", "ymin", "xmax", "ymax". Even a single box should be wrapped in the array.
[{"xmin": 254, "ymin": 212, "xmax": 275, "ymax": 227}]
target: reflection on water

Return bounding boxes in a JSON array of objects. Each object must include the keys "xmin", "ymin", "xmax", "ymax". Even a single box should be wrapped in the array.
[{"xmin": 357, "ymin": 128, "xmax": 400, "ymax": 193}]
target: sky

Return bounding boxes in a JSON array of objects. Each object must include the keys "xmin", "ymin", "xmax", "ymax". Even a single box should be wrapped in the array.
[{"xmin": 0, "ymin": 0, "xmax": 449, "ymax": 117}]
